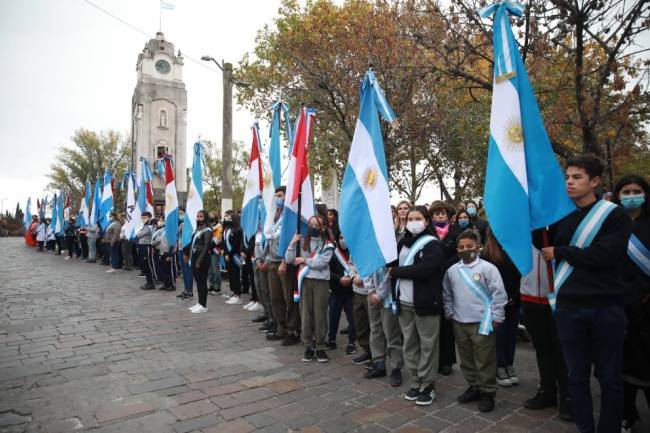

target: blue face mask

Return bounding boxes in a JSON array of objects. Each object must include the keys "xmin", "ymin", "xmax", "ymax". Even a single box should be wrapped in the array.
[
  {"xmin": 458, "ymin": 219, "xmax": 470, "ymax": 229},
  {"xmin": 275, "ymin": 197, "xmax": 284, "ymax": 208},
  {"xmin": 621, "ymin": 194, "xmax": 645, "ymax": 209},
  {"xmin": 467, "ymin": 207, "xmax": 477, "ymax": 217}
]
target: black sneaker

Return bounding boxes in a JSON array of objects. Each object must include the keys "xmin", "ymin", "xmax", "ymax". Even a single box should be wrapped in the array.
[
  {"xmin": 363, "ymin": 366, "xmax": 386, "ymax": 379},
  {"xmin": 302, "ymin": 348, "xmax": 315, "ymax": 362},
  {"xmin": 252, "ymin": 315, "xmax": 267, "ymax": 323},
  {"xmin": 457, "ymin": 386, "xmax": 481, "ymax": 403},
  {"xmin": 266, "ymin": 333, "xmax": 284, "ymax": 341},
  {"xmin": 140, "ymin": 283, "xmax": 155, "ymax": 290},
  {"xmin": 416, "ymin": 385, "xmax": 436, "ymax": 406},
  {"xmin": 524, "ymin": 389, "xmax": 557, "ymax": 410},
  {"xmin": 316, "ymin": 350, "xmax": 329, "ymax": 363},
  {"xmin": 176, "ymin": 292, "xmax": 185, "ymax": 298},
  {"xmin": 390, "ymin": 369, "xmax": 402, "ymax": 387},
  {"xmin": 325, "ymin": 339, "xmax": 337, "ymax": 350},
  {"xmin": 181, "ymin": 292, "xmax": 193, "ymax": 299},
  {"xmin": 352, "ymin": 352, "xmax": 371, "ymax": 365},
  {"xmin": 404, "ymin": 388, "xmax": 420, "ymax": 401},
  {"xmin": 558, "ymin": 399, "xmax": 573, "ymax": 422},
  {"xmin": 478, "ymin": 392, "xmax": 495, "ymax": 412},
  {"xmin": 345, "ymin": 343, "xmax": 357, "ymax": 355},
  {"xmin": 438, "ymin": 365, "xmax": 453, "ymax": 376},
  {"xmin": 281, "ymin": 334, "xmax": 301, "ymax": 346},
  {"xmin": 259, "ymin": 322, "xmax": 273, "ymax": 331}
]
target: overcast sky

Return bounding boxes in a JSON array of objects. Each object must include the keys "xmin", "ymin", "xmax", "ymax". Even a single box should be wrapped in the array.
[{"xmin": 0, "ymin": 0, "xmax": 287, "ymax": 215}]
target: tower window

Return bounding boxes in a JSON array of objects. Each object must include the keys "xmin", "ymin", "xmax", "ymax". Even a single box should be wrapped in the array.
[
  {"xmin": 157, "ymin": 145, "xmax": 169, "ymax": 158},
  {"xmin": 159, "ymin": 109, "xmax": 168, "ymax": 128}
]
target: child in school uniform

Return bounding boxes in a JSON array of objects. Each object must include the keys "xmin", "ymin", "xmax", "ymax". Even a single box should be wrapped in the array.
[{"xmin": 443, "ymin": 230, "xmax": 507, "ymax": 412}]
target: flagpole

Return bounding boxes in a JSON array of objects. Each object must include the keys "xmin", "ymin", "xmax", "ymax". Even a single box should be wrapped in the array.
[
  {"xmin": 542, "ymin": 228, "xmax": 555, "ymax": 294},
  {"xmin": 159, "ymin": 0, "xmax": 162, "ymax": 32}
]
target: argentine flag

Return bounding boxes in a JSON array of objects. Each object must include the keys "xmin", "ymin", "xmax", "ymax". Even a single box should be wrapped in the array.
[
  {"xmin": 56, "ymin": 192, "xmax": 65, "ymax": 235},
  {"xmin": 278, "ymin": 107, "xmax": 317, "ymax": 257},
  {"xmin": 181, "ymin": 142, "xmax": 204, "ymax": 247},
  {"xmin": 269, "ymin": 102, "xmax": 293, "ymax": 188},
  {"xmin": 139, "ymin": 157, "xmax": 155, "ymax": 215},
  {"xmin": 163, "ymin": 156, "xmax": 179, "ymax": 249},
  {"xmin": 339, "ymin": 70, "xmax": 398, "ymax": 278},
  {"xmin": 90, "ymin": 179, "xmax": 101, "ymax": 228},
  {"xmin": 51, "ymin": 193, "xmax": 58, "ymax": 230},
  {"xmin": 481, "ymin": 2, "xmax": 575, "ymax": 275},
  {"xmin": 99, "ymin": 169, "xmax": 113, "ymax": 231},
  {"xmin": 123, "ymin": 172, "xmax": 137, "ymax": 240},
  {"xmin": 78, "ymin": 180, "xmax": 91, "ymax": 227},
  {"xmin": 242, "ymin": 122, "xmax": 266, "ymax": 241},
  {"xmin": 23, "ymin": 198, "xmax": 32, "ymax": 230}
]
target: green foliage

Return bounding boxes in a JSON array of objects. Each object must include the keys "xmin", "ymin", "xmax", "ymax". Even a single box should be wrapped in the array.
[{"xmin": 200, "ymin": 139, "xmax": 248, "ymax": 212}]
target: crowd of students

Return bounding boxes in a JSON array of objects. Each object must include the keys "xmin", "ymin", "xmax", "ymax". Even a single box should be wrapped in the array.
[{"xmin": 23, "ymin": 154, "xmax": 649, "ymax": 432}]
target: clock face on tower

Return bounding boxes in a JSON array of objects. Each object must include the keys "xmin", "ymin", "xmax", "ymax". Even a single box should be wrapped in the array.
[{"xmin": 155, "ymin": 59, "xmax": 171, "ymax": 74}]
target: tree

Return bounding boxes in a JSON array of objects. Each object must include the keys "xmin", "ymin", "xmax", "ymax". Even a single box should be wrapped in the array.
[
  {"xmin": 48, "ymin": 129, "xmax": 130, "ymax": 211},
  {"xmin": 14, "ymin": 202, "xmax": 23, "ymax": 222},
  {"xmin": 201, "ymin": 139, "xmax": 248, "ymax": 212}
]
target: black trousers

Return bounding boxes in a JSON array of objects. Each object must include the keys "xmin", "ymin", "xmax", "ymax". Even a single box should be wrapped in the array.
[
  {"xmin": 439, "ymin": 315, "xmax": 457, "ymax": 368},
  {"xmin": 65, "ymin": 237, "xmax": 74, "ymax": 257},
  {"xmin": 137, "ymin": 245, "xmax": 154, "ymax": 284},
  {"xmin": 226, "ymin": 258, "xmax": 242, "ymax": 296},
  {"xmin": 192, "ymin": 259, "xmax": 210, "ymax": 307},
  {"xmin": 523, "ymin": 302, "xmax": 569, "ymax": 400}
]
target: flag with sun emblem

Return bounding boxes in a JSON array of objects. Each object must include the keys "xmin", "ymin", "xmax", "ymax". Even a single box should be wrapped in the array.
[
  {"xmin": 241, "ymin": 122, "xmax": 266, "ymax": 241},
  {"xmin": 181, "ymin": 142, "xmax": 204, "ymax": 248},
  {"xmin": 163, "ymin": 155, "xmax": 179, "ymax": 249},
  {"xmin": 339, "ymin": 69, "xmax": 397, "ymax": 278},
  {"xmin": 480, "ymin": 2, "xmax": 574, "ymax": 275}
]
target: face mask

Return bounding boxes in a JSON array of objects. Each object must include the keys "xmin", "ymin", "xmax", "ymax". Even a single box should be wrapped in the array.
[
  {"xmin": 157, "ymin": 222, "xmax": 164, "ymax": 228},
  {"xmin": 407, "ymin": 221, "xmax": 426, "ymax": 235},
  {"xmin": 621, "ymin": 194, "xmax": 645, "ymax": 209},
  {"xmin": 275, "ymin": 197, "xmax": 284, "ymax": 208},
  {"xmin": 459, "ymin": 250, "xmax": 478, "ymax": 262},
  {"xmin": 309, "ymin": 227, "xmax": 321, "ymax": 238},
  {"xmin": 458, "ymin": 219, "xmax": 470, "ymax": 229},
  {"xmin": 433, "ymin": 220, "xmax": 448, "ymax": 228},
  {"xmin": 467, "ymin": 207, "xmax": 477, "ymax": 217},
  {"xmin": 339, "ymin": 240, "xmax": 347, "ymax": 250},
  {"xmin": 179, "ymin": 214, "xmax": 185, "ymax": 222}
]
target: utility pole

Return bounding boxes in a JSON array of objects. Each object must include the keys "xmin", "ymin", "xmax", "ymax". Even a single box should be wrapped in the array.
[{"xmin": 221, "ymin": 62, "xmax": 234, "ymax": 215}]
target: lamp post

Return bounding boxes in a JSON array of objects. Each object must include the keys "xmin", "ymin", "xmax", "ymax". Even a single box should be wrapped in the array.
[{"xmin": 201, "ymin": 55, "xmax": 249, "ymax": 216}]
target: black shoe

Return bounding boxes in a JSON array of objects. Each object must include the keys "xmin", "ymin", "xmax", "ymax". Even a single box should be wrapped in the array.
[
  {"xmin": 259, "ymin": 322, "xmax": 273, "ymax": 331},
  {"xmin": 176, "ymin": 292, "xmax": 185, "ymax": 298},
  {"xmin": 124, "ymin": 267, "xmax": 133, "ymax": 271},
  {"xmin": 252, "ymin": 315, "xmax": 267, "ymax": 323},
  {"xmin": 266, "ymin": 333, "xmax": 285, "ymax": 341},
  {"xmin": 345, "ymin": 343, "xmax": 357, "ymax": 355},
  {"xmin": 416, "ymin": 385, "xmax": 436, "ymax": 406},
  {"xmin": 316, "ymin": 350, "xmax": 329, "ymax": 363},
  {"xmin": 524, "ymin": 390, "xmax": 557, "ymax": 410},
  {"xmin": 181, "ymin": 292, "xmax": 193, "ymax": 299},
  {"xmin": 457, "ymin": 387, "xmax": 481, "ymax": 403},
  {"xmin": 352, "ymin": 352, "xmax": 371, "ymax": 365},
  {"xmin": 404, "ymin": 388, "xmax": 420, "ymax": 401},
  {"xmin": 325, "ymin": 339, "xmax": 337, "ymax": 350},
  {"xmin": 302, "ymin": 348, "xmax": 315, "ymax": 362},
  {"xmin": 478, "ymin": 392, "xmax": 495, "ymax": 412},
  {"xmin": 363, "ymin": 366, "xmax": 386, "ymax": 379},
  {"xmin": 558, "ymin": 399, "xmax": 573, "ymax": 422},
  {"xmin": 281, "ymin": 334, "xmax": 300, "ymax": 346},
  {"xmin": 140, "ymin": 283, "xmax": 155, "ymax": 290},
  {"xmin": 160, "ymin": 284, "xmax": 175, "ymax": 291},
  {"xmin": 340, "ymin": 326, "xmax": 349, "ymax": 335},
  {"xmin": 438, "ymin": 365, "xmax": 453, "ymax": 376},
  {"xmin": 366, "ymin": 361, "xmax": 377, "ymax": 370},
  {"xmin": 390, "ymin": 369, "xmax": 402, "ymax": 387}
]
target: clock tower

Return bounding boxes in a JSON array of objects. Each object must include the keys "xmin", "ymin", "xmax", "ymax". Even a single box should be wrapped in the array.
[{"xmin": 131, "ymin": 32, "xmax": 187, "ymax": 210}]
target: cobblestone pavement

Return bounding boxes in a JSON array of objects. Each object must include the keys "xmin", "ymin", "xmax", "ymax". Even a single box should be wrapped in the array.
[{"xmin": 1, "ymin": 237, "xmax": 647, "ymax": 433}]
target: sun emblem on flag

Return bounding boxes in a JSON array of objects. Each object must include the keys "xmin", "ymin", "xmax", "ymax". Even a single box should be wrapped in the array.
[
  {"xmin": 362, "ymin": 166, "xmax": 379, "ymax": 190},
  {"xmin": 262, "ymin": 172, "xmax": 272, "ymax": 188},
  {"xmin": 503, "ymin": 116, "xmax": 524, "ymax": 151},
  {"xmin": 188, "ymin": 188, "xmax": 194, "ymax": 200},
  {"xmin": 166, "ymin": 192, "xmax": 173, "ymax": 204}
]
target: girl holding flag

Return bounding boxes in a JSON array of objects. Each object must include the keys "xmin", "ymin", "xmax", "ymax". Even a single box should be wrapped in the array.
[
  {"xmin": 222, "ymin": 212, "xmax": 244, "ymax": 305},
  {"xmin": 387, "ymin": 206, "xmax": 446, "ymax": 406},
  {"xmin": 286, "ymin": 215, "xmax": 334, "ymax": 363}
]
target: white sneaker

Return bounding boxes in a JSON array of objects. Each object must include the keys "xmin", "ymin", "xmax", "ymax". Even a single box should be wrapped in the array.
[
  {"xmin": 222, "ymin": 291, "xmax": 232, "ymax": 298},
  {"xmin": 191, "ymin": 306, "xmax": 208, "ymax": 314},
  {"xmin": 497, "ymin": 367, "xmax": 512, "ymax": 387},
  {"xmin": 249, "ymin": 302, "xmax": 264, "ymax": 313},
  {"xmin": 226, "ymin": 296, "xmax": 242, "ymax": 305},
  {"xmin": 243, "ymin": 301, "xmax": 255, "ymax": 310},
  {"xmin": 188, "ymin": 303, "xmax": 200, "ymax": 311},
  {"xmin": 506, "ymin": 366, "xmax": 520, "ymax": 385},
  {"xmin": 64, "ymin": 256, "xmax": 71, "ymax": 260}
]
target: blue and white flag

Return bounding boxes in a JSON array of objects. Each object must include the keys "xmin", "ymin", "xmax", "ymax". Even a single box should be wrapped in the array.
[
  {"xmin": 56, "ymin": 192, "xmax": 65, "ymax": 235},
  {"xmin": 269, "ymin": 102, "xmax": 293, "ymax": 187},
  {"xmin": 480, "ymin": 2, "xmax": 575, "ymax": 275},
  {"xmin": 278, "ymin": 107, "xmax": 317, "ymax": 257},
  {"xmin": 23, "ymin": 197, "xmax": 32, "ymax": 230},
  {"xmin": 99, "ymin": 169, "xmax": 113, "ymax": 231},
  {"xmin": 163, "ymin": 156, "xmax": 179, "ymax": 249},
  {"xmin": 181, "ymin": 142, "xmax": 204, "ymax": 247},
  {"xmin": 123, "ymin": 172, "xmax": 137, "ymax": 240},
  {"xmin": 89, "ymin": 179, "xmax": 101, "ymax": 228},
  {"xmin": 242, "ymin": 123, "xmax": 266, "ymax": 241},
  {"xmin": 78, "ymin": 180, "xmax": 91, "ymax": 227},
  {"xmin": 51, "ymin": 193, "xmax": 58, "ymax": 230},
  {"xmin": 139, "ymin": 157, "xmax": 155, "ymax": 215},
  {"xmin": 339, "ymin": 70, "xmax": 398, "ymax": 278},
  {"xmin": 161, "ymin": 1, "xmax": 174, "ymax": 10}
]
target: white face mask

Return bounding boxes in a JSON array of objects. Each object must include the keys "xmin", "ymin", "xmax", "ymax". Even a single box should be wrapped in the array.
[{"xmin": 406, "ymin": 221, "xmax": 426, "ymax": 235}]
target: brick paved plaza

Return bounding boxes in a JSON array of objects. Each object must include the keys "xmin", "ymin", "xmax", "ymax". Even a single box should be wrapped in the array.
[{"xmin": 0, "ymin": 237, "xmax": 646, "ymax": 433}]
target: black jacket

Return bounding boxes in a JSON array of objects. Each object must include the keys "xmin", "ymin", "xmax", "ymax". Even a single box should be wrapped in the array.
[
  {"xmin": 483, "ymin": 254, "xmax": 521, "ymax": 306},
  {"xmin": 191, "ymin": 226, "xmax": 212, "ymax": 267},
  {"xmin": 220, "ymin": 226, "xmax": 243, "ymax": 258},
  {"xmin": 330, "ymin": 248, "xmax": 353, "ymax": 296},
  {"xmin": 548, "ymin": 200, "xmax": 632, "ymax": 308},
  {"xmin": 389, "ymin": 229, "xmax": 446, "ymax": 316}
]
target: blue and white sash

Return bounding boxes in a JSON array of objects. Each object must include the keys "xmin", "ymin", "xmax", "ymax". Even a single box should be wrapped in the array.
[
  {"xmin": 549, "ymin": 200, "xmax": 617, "ymax": 311},
  {"xmin": 295, "ymin": 241, "xmax": 335, "ymax": 302},
  {"xmin": 628, "ymin": 233, "xmax": 650, "ymax": 276},
  {"xmin": 457, "ymin": 264, "xmax": 493, "ymax": 336},
  {"xmin": 225, "ymin": 228, "xmax": 242, "ymax": 267},
  {"xmin": 386, "ymin": 235, "xmax": 437, "ymax": 314},
  {"xmin": 190, "ymin": 227, "xmax": 213, "ymax": 266},
  {"xmin": 334, "ymin": 248, "xmax": 351, "ymax": 276}
]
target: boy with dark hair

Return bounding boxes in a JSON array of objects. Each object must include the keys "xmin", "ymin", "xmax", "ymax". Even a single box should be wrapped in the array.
[{"xmin": 542, "ymin": 153, "xmax": 632, "ymax": 433}]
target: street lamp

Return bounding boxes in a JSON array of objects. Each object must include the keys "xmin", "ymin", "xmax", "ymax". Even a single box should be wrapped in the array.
[{"xmin": 201, "ymin": 55, "xmax": 250, "ymax": 216}]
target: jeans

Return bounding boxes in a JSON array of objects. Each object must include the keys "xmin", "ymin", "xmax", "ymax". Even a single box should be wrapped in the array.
[
  {"xmin": 208, "ymin": 254, "xmax": 222, "ymax": 290},
  {"xmin": 110, "ymin": 244, "xmax": 121, "ymax": 269},
  {"xmin": 178, "ymin": 250, "xmax": 193, "ymax": 294},
  {"xmin": 88, "ymin": 237, "xmax": 97, "ymax": 260},
  {"xmin": 555, "ymin": 305, "xmax": 626, "ymax": 433},
  {"xmin": 496, "ymin": 305, "xmax": 519, "ymax": 367},
  {"xmin": 327, "ymin": 292, "xmax": 356, "ymax": 343}
]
